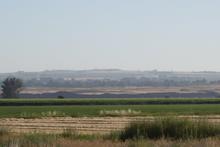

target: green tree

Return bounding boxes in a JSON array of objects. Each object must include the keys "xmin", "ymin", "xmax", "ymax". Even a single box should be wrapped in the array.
[{"xmin": 1, "ymin": 77, "xmax": 23, "ymax": 98}]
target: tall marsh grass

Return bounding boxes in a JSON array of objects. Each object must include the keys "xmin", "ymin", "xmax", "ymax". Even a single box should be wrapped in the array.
[{"xmin": 118, "ymin": 117, "xmax": 220, "ymax": 140}]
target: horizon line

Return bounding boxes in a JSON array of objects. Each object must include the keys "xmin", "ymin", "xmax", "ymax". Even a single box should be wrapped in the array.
[{"xmin": 1, "ymin": 69, "xmax": 220, "ymax": 74}]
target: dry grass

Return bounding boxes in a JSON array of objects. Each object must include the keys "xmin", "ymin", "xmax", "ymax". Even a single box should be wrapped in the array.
[
  {"xmin": 131, "ymin": 138, "xmax": 220, "ymax": 147},
  {"xmin": 49, "ymin": 138, "xmax": 220, "ymax": 147},
  {"xmin": 0, "ymin": 116, "xmax": 219, "ymax": 135},
  {"xmin": 2, "ymin": 137, "xmax": 219, "ymax": 147},
  {"xmin": 0, "ymin": 129, "xmax": 219, "ymax": 147},
  {"xmin": 56, "ymin": 139, "xmax": 128, "ymax": 147},
  {"xmin": 0, "ymin": 117, "xmax": 219, "ymax": 147}
]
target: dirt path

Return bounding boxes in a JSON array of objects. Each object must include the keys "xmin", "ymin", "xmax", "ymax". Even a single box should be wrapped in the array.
[{"xmin": 0, "ymin": 116, "xmax": 220, "ymax": 134}]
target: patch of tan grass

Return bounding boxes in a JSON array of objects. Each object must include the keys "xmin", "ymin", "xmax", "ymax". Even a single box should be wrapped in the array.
[
  {"xmin": 52, "ymin": 138, "xmax": 220, "ymax": 147},
  {"xmin": 0, "ymin": 132, "xmax": 219, "ymax": 147}
]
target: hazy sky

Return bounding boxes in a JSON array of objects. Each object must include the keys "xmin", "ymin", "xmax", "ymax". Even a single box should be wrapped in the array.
[{"xmin": 1, "ymin": 0, "xmax": 220, "ymax": 72}]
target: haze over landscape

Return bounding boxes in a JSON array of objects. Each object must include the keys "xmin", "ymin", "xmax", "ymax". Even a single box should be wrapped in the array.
[
  {"xmin": 1, "ymin": 0, "xmax": 220, "ymax": 72},
  {"xmin": 1, "ymin": 1, "xmax": 220, "ymax": 146}
]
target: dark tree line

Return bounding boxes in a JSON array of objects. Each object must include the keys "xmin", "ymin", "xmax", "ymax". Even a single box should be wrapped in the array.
[
  {"xmin": 1, "ymin": 77, "xmax": 23, "ymax": 98},
  {"xmin": 24, "ymin": 77, "xmax": 208, "ymax": 88}
]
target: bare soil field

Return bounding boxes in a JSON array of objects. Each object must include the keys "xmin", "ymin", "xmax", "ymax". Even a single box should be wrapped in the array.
[
  {"xmin": 18, "ymin": 85, "xmax": 220, "ymax": 98},
  {"xmin": 21, "ymin": 85, "xmax": 220, "ymax": 95},
  {"xmin": 1, "ymin": 116, "xmax": 220, "ymax": 135}
]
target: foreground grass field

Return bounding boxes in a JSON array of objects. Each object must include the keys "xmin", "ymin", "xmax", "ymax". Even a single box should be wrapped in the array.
[
  {"xmin": 0, "ymin": 118, "xmax": 220, "ymax": 147},
  {"xmin": 1, "ymin": 133, "xmax": 219, "ymax": 147},
  {"xmin": 0, "ymin": 98, "xmax": 219, "ymax": 146},
  {"xmin": 0, "ymin": 104, "xmax": 219, "ymax": 118}
]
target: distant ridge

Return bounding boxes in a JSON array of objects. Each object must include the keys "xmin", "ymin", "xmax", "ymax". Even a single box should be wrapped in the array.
[{"xmin": 1, "ymin": 69, "xmax": 220, "ymax": 81}]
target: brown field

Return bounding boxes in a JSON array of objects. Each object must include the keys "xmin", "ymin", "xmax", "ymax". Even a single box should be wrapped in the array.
[
  {"xmin": 21, "ymin": 85, "xmax": 220, "ymax": 95},
  {"xmin": 1, "ymin": 116, "xmax": 220, "ymax": 135}
]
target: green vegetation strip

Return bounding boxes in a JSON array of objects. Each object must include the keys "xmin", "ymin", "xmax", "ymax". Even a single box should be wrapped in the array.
[
  {"xmin": 0, "ymin": 104, "xmax": 219, "ymax": 118},
  {"xmin": 0, "ymin": 98, "xmax": 220, "ymax": 106},
  {"xmin": 114, "ymin": 117, "xmax": 220, "ymax": 140}
]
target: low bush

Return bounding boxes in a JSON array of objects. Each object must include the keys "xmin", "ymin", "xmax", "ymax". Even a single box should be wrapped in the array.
[{"xmin": 118, "ymin": 117, "xmax": 220, "ymax": 140}]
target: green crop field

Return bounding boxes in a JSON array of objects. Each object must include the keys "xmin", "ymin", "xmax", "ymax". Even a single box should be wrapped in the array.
[
  {"xmin": 0, "ymin": 104, "xmax": 219, "ymax": 118},
  {"xmin": 0, "ymin": 98, "xmax": 219, "ymax": 118}
]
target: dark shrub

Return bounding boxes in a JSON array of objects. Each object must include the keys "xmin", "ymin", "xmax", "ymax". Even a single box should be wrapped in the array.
[
  {"xmin": 57, "ymin": 95, "xmax": 64, "ymax": 99},
  {"xmin": 119, "ymin": 118, "xmax": 220, "ymax": 140}
]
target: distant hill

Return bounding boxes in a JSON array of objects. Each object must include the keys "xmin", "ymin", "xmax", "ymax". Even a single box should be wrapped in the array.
[
  {"xmin": 1, "ymin": 69, "xmax": 220, "ymax": 81},
  {"xmin": 1, "ymin": 69, "xmax": 220, "ymax": 88}
]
